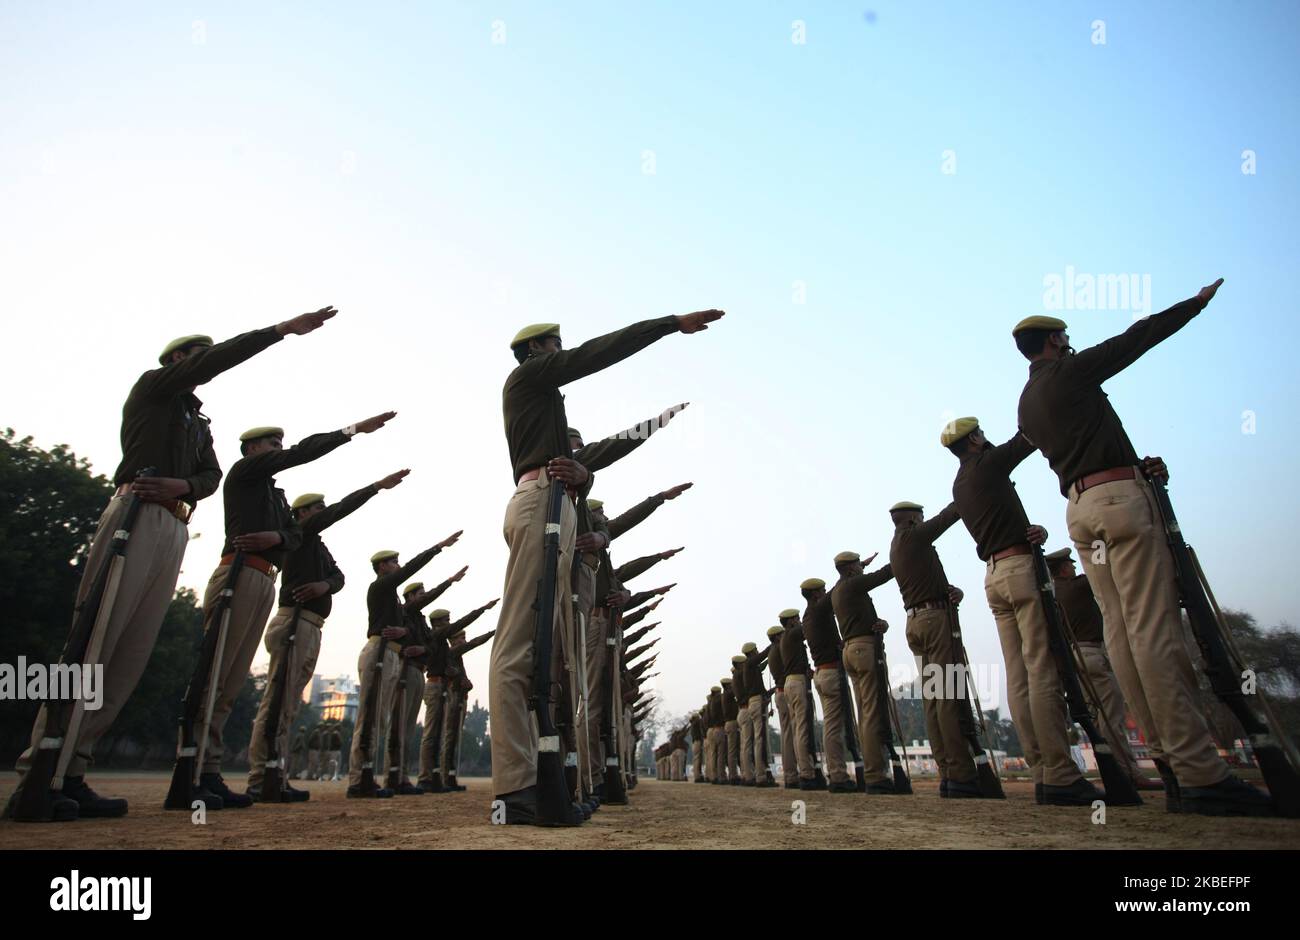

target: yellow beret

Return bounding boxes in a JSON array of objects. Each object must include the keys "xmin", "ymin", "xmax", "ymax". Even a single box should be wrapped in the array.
[
  {"xmin": 510, "ymin": 323, "xmax": 561, "ymax": 348},
  {"xmin": 800, "ymin": 578, "xmax": 825, "ymax": 591},
  {"xmin": 428, "ymin": 609, "xmax": 450, "ymax": 621},
  {"xmin": 158, "ymin": 334, "xmax": 213, "ymax": 364},
  {"xmin": 710, "ymin": 685, "xmax": 721, "ymax": 692},
  {"xmin": 370, "ymin": 550, "xmax": 398, "ymax": 565},
  {"xmin": 402, "ymin": 582, "xmax": 423, "ymax": 596},
  {"xmin": 240, "ymin": 426, "xmax": 284, "ymax": 443},
  {"xmin": 567, "ymin": 427, "xmax": 583, "ymax": 441},
  {"xmin": 731, "ymin": 656, "xmax": 747, "ymax": 666},
  {"xmin": 778, "ymin": 608, "xmax": 799, "ymax": 620},
  {"xmin": 833, "ymin": 550, "xmax": 860, "ymax": 565},
  {"xmin": 890, "ymin": 501, "xmax": 924, "ymax": 513},
  {"xmin": 766, "ymin": 625, "xmax": 784, "ymax": 638},
  {"xmin": 720, "ymin": 677, "xmax": 732, "ymax": 684},
  {"xmin": 1044, "ymin": 548, "xmax": 1073, "ymax": 564},
  {"xmin": 741, "ymin": 642, "xmax": 757, "ymax": 654},
  {"xmin": 586, "ymin": 499, "xmax": 604, "ymax": 512},
  {"xmin": 1012, "ymin": 315, "xmax": 1067, "ymax": 335},
  {"xmin": 940, "ymin": 416, "xmax": 980, "ymax": 447},
  {"xmin": 291, "ymin": 493, "xmax": 325, "ymax": 511}
]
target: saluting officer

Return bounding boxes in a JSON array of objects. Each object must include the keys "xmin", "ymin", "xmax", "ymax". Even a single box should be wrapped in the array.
[
  {"xmin": 1014, "ymin": 279, "xmax": 1269, "ymax": 816},
  {"xmin": 8, "ymin": 308, "xmax": 335, "ymax": 822}
]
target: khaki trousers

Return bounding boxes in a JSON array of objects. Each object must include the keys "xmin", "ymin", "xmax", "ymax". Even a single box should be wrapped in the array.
[
  {"xmin": 842, "ymin": 636, "xmax": 891, "ymax": 786},
  {"xmin": 706, "ymin": 727, "xmax": 722, "ymax": 781},
  {"xmin": 905, "ymin": 607, "xmax": 976, "ymax": 784},
  {"xmin": 1078, "ymin": 641, "xmax": 1147, "ymax": 784},
  {"xmin": 812, "ymin": 666, "xmax": 852, "ymax": 784},
  {"xmin": 984, "ymin": 555, "xmax": 1077, "ymax": 786},
  {"xmin": 247, "ymin": 607, "xmax": 324, "ymax": 789},
  {"xmin": 724, "ymin": 719, "xmax": 740, "ymax": 779},
  {"xmin": 349, "ymin": 636, "xmax": 400, "ymax": 786},
  {"xmin": 387, "ymin": 661, "xmax": 424, "ymax": 779},
  {"xmin": 573, "ymin": 562, "xmax": 599, "ymax": 789},
  {"xmin": 1067, "ymin": 475, "xmax": 1227, "ymax": 787},
  {"xmin": 737, "ymin": 704, "xmax": 754, "ymax": 781},
  {"xmin": 692, "ymin": 738, "xmax": 704, "ymax": 780},
  {"xmin": 783, "ymin": 674, "xmax": 816, "ymax": 780},
  {"xmin": 418, "ymin": 678, "xmax": 447, "ymax": 783},
  {"xmin": 306, "ymin": 750, "xmax": 321, "ymax": 779},
  {"xmin": 774, "ymin": 690, "xmax": 798, "ymax": 785},
  {"xmin": 672, "ymin": 747, "xmax": 686, "ymax": 780},
  {"xmin": 329, "ymin": 750, "xmax": 341, "ymax": 779},
  {"xmin": 490, "ymin": 472, "xmax": 576, "ymax": 796},
  {"xmin": 583, "ymin": 609, "xmax": 608, "ymax": 788},
  {"xmin": 18, "ymin": 499, "xmax": 189, "ymax": 779},
  {"xmin": 748, "ymin": 694, "xmax": 769, "ymax": 779},
  {"xmin": 198, "ymin": 562, "xmax": 277, "ymax": 773},
  {"xmin": 440, "ymin": 685, "xmax": 467, "ymax": 778}
]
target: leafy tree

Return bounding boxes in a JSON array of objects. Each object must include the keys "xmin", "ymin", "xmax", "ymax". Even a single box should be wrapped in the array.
[{"xmin": 458, "ymin": 700, "xmax": 490, "ymax": 776}]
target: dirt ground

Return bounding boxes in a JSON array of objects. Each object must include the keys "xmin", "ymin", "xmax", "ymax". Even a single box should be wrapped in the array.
[{"xmin": 2, "ymin": 772, "xmax": 1299, "ymax": 850}]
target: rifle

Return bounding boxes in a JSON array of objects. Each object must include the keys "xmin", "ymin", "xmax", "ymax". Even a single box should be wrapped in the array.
[
  {"xmin": 14, "ymin": 468, "xmax": 155, "ymax": 822},
  {"xmin": 871, "ymin": 634, "xmax": 912, "ymax": 794},
  {"xmin": 259, "ymin": 603, "xmax": 304, "ymax": 802},
  {"xmin": 946, "ymin": 605, "xmax": 1005, "ymax": 799},
  {"xmin": 1147, "ymin": 476, "xmax": 1300, "ymax": 816},
  {"xmin": 1031, "ymin": 546, "xmax": 1141, "ymax": 805},
  {"xmin": 528, "ymin": 481, "xmax": 579, "ymax": 824},
  {"xmin": 165, "ymin": 550, "xmax": 247, "ymax": 809}
]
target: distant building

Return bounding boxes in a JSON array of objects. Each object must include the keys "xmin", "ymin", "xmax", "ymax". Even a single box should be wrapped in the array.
[{"xmin": 311, "ymin": 675, "xmax": 359, "ymax": 724}]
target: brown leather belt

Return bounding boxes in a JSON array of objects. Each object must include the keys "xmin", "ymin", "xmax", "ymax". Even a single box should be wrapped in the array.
[
  {"xmin": 991, "ymin": 543, "xmax": 1032, "ymax": 562},
  {"xmin": 1072, "ymin": 466, "xmax": 1135, "ymax": 497},
  {"xmin": 906, "ymin": 599, "xmax": 948, "ymax": 617},
  {"xmin": 518, "ymin": 467, "xmax": 542, "ymax": 484},
  {"xmin": 115, "ymin": 484, "xmax": 192, "ymax": 524},
  {"xmin": 814, "ymin": 661, "xmax": 841, "ymax": 672},
  {"xmin": 425, "ymin": 674, "xmax": 444, "ymax": 683},
  {"xmin": 221, "ymin": 552, "xmax": 278, "ymax": 578}
]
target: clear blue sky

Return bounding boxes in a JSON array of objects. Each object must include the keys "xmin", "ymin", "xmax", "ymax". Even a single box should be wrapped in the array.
[{"xmin": 2, "ymin": 1, "xmax": 1297, "ymax": 729}]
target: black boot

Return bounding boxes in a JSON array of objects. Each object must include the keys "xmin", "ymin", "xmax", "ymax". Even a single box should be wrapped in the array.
[
  {"xmin": 282, "ymin": 783, "xmax": 310, "ymax": 802},
  {"xmin": 494, "ymin": 785, "xmax": 581, "ymax": 827},
  {"xmin": 946, "ymin": 779, "xmax": 983, "ymax": 799},
  {"xmin": 939, "ymin": 778, "xmax": 949, "ymax": 798},
  {"xmin": 1181, "ymin": 774, "xmax": 1274, "ymax": 817},
  {"xmin": 4, "ymin": 786, "xmax": 79, "ymax": 823},
  {"xmin": 60, "ymin": 776, "xmax": 128, "ymax": 818},
  {"xmin": 446, "ymin": 773, "xmax": 467, "ymax": 792},
  {"xmin": 1034, "ymin": 783, "xmax": 1044, "ymax": 805},
  {"xmin": 200, "ymin": 773, "xmax": 252, "ymax": 809},
  {"xmin": 1042, "ymin": 777, "xmax": 1102, "ymax": 806},
  {"xmin": 419, "ymin": 772, "xmax": 447, "ymax": 793}
]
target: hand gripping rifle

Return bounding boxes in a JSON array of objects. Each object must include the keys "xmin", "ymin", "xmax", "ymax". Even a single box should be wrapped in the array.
[
  {"xmin": 946, "ymin": 605, "xmax": 1005, "ymax": 799},
  {"xmin": 165, "ymin": 549, "xmax": 247, "ymax": 809},
  {"xmin": 15, "ymin": 468, "xmax": 155, "ymax": 821},
  {"xmin": 1147, "ymin": 475, "xmax": 1300, "ymax": 816},
  {"xmin": 259, "ymin": 603, "xmax": 304, "ymax": 802},
  {"xmin": 529, "ymin": 481, "xmax": 579, "ymax": 824},
  {"xmin": 871, "ymin": 634, "xmax": 913, "ymax": 794},
  {"xmin": 1031, "ymin": 546, "xmax": 1141, "ymax": 805}
]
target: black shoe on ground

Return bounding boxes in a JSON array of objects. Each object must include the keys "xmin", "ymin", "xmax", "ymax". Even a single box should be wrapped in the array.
[
  {"xmin": 939, "ymin": 779, "xmax": 949, "ymax": 798},
  {"xmin": 1042, "ymin": 777, "xmax": 1102, "ymax": 806},
  {"xmin": 200, "ymin": 773, "xmax": 251, "ymax": 809},
  {"xmin": 346, "ymin": 784, "xmax": 394, "ymax": 798},
  {"xmin": 1153, "ymin": 758, "xmax": 1182, "ymax": 814},
  {"xmin": 946, "ymin": 780, "xmax": 983, "ymax": 799},
  {"xmin": 575, "ymin": 801, "xmax": 591, "ymax": 820},
  {"xmin": 812, "ymin": 771, "xmax": 828, "ymax": 788},
  {"xmin": 446, "ymin": 775, "xmax": 467, "ymax": 792},
  {"xmin": 419, "ymin": 773, "xmax": 447, "ymax": 793},
  {"xmin": 60, "ymin": 776, "xmax": 128, "ymax": 818},
  {"xmin": 865, "ymin": 782, "xmax": 896, "ymax": 795},
  {"xmin": 391, "ymin": 780, "xmax": 424, "ymax": 796},
  {"xmin": 1035, "ymin": 783, "xmax": 1044, "ymax": 805},
  {"xmin": 493, "ymin": 786, "xmax": 582, "ymax": 827},
  {"xmin": 798, "ymin": 778, "xmax": 828, "ymax": 791},
  {"xmin": 828, "ymin": 780, "xmax": 858, "ymax": 794},
  {"xmin": 1181, "ymin": 774, "xmax": 1274, "ymax": 817},
  {"xmin": 244, "ymin": 785, "xmax": 285, "ymax": 803},
  {"xmin": 4, "ymin": 787, "xmax": 80, "ymax": 823},
  {"xmin": 283, "ymin": 784, "xmax": 310, "ymax": 802}
]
